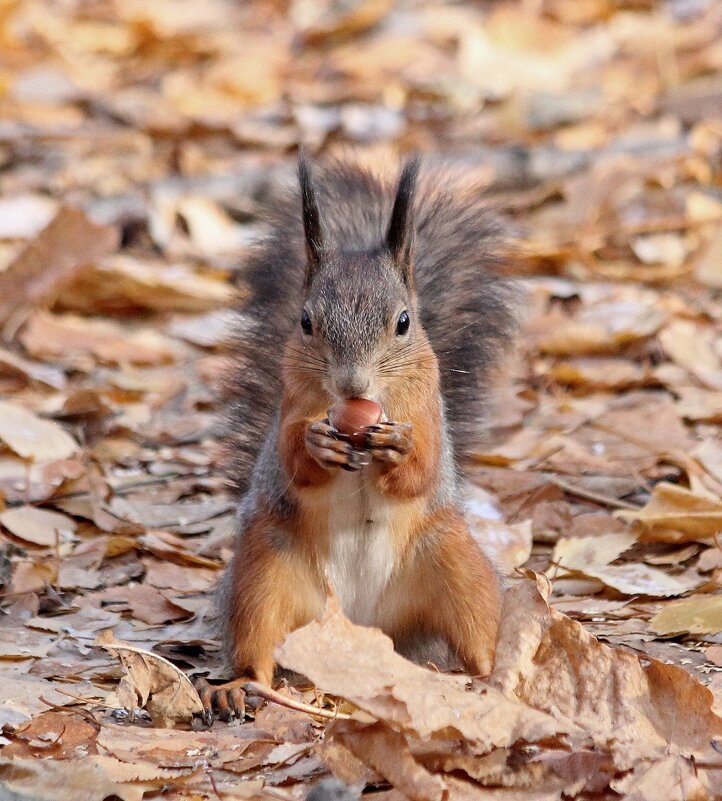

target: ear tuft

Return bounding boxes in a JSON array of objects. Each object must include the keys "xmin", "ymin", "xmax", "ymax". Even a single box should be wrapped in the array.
[
  {"xmin": 386, "ymin": 156, "xmax": 420, "ymax": 284},
  {"xmin": 298, "ymin": 150, "xmax": 325, "ymax": 286}
]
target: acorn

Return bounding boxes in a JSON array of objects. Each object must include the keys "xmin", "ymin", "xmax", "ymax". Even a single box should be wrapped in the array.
[{"xmin": 328, "ymin": 399, "xmax": 383, "ymax": 448}]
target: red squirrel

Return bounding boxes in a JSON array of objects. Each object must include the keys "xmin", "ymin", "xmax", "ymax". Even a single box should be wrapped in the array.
[{"xmin": 197, "ymin": 154, "xmax": 519, "ymax": 722}]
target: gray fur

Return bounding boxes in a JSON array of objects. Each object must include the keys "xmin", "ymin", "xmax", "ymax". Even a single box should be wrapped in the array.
[{"xmin": 224, "ymin": 157, "xmax": 519, "ymax": 496}]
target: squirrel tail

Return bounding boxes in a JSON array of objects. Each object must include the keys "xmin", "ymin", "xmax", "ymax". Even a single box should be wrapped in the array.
[
  {"xmin": 412, "ymin": 164, "xmax": 520, "ymax": 460},
  {"xmin": 224, "ymin": 158, "xmax": 519, "ymax": 495}
]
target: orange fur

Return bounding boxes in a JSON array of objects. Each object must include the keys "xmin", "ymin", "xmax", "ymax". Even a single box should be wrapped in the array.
[
  {"xmin": 225, "ymin": 508, "xmax": 324, "ymax": 684},
  {"xmin": 279, "ymin": 416, "xmax": 332, "ymax": 490},
  {"xmin": 223, "ymin": 285, "xmax": 501, "ymax": 685},
  {"xmin": 378, "ymin": 508, "xmax": 502, "ymax": 676}
]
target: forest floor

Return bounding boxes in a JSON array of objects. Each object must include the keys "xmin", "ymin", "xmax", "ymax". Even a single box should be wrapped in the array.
[{"xmin": 1, "ymin": 1, "xmax": 722, "ymax": 799}]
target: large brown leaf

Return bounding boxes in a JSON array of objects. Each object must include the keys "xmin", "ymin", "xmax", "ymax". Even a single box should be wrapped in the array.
[
  {"xmin": 0, "ymin": 207, "xmax": 118, "ymax": 331},
  {"xmin": 276, "ymin": 595, "xmax": 575, "ymax": 752},
  {"xmin": 490, "ymin": 574, "xmax": 722, "ymax": 770}
]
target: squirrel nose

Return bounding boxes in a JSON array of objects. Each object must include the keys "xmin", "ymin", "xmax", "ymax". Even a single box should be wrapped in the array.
[{"xmin": 335, "ymin": 371, "xmax": 370, "ymax": 399}]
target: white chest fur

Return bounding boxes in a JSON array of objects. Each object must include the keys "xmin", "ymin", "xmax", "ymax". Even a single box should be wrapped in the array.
[{"xmin": 323, "ymin": 470, "xmax": 397, "ymax": 625}]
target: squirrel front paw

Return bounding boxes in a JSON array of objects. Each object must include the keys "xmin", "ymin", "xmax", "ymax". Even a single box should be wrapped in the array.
[
  {"xmin": 306, "ymin": 420, "xmax": 370, "ymax": 472},
  {"xmin": 363, "ymin": 421, "xmax": 413, "ymax": 464}
]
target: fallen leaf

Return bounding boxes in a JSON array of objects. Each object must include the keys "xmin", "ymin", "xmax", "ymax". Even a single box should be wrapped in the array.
[
  {"xmin": 58, "ymin": 255, "xmax": 233, "ymax": 314},
  {"xmin": 659, "ymin": 319, "xmax": 720, "ymax": 375},
  {"xmin": 695, "ymin": 224, "xmax": 722, "ymax": 289},
  {"xmin": 94, "ymin": 722, "xmax": 271, "ymax": 769},
  {"xmin": 535, "ymin": 301, "xmax": 666, "ymax": 356},
  {"xmin": 333, "ymin": 723, "xmax": 446, "ymax": 801},
  {"xmin": 0, "ymin": 401, "xmax": 78, "ymax": 461},
  {"xmin": 0, "ymin": 756, "xmax": 150, "ymax": 801},
  {"xmin": 166, "ymin": 309, "xmax": 235, "ymax": 347},
  {"xmin": 552, "ymin": 531, "xmax": 637, "ymax": 570},
  {"xmin": 276, "ymin": 596, "xmax": 574, "ymax": 753},
  {"xmin": 490, "ymin": 574, "xmax": 722, "ymax": 769},
  {"xmin": 0, "ymin": 456, "xmax": 84, "ymax": 504},
  {"xmin": 675, "ymin": 387, "xmax": 722, "ymax": 423},
  {"xmin": 0, "ymin": 505, "xmax": 77, "ymax": 547},
  {"xmin": 631, "ymin": 232, "xmax": 688, "ymax": 267},
  {"xmin": 465, "ymin": 485, "xmax": 532, "ymax": 572},
  {"xmin": 94, "ymin": 630, "xmax": 204, "ymax": 727},
  {"xmin": 105, "ymin": 584, "xmax": 194, "ymax": 625},
  {"xmin": 619, "ymin": 482, "xmax": 722, "ymax": 540},
  {"xmin": 573, "ymin": 563, "xmax": 703, "ymax": 597},
  {"xmin": 546, "ymin": 357, "xmax": 646, "ymax": 390},
  {"xmin": 551, "ymin": 532, "xmax": 703, "ymax": 597},
  {"xmin": 694, "ymin": 439, "xmax": 722, "ymax": 485},
  {"xmin": 0, "ymin": 194, "xmax": 58, "ymax": 239},
  {"xmin": 0, "ymin": 671, "xmax": 84, "ymax": 731},
  {"xmin": 649, "ymin": 596, "xmax": 722, "ymax": 636},
  {"xmin": 0, "ymin": 625, "xmax": 54, "ymax": 660},
  {"xmin": 0, "ymin": 207, "xmax": 119, "ymax": 329},
  {"xmin": 142, "ymin": 559, "xmax": 216, "ymax": 592},
  {"xmin": 609, "ymin": 755, "xmax": 709, "ymax": 801},
  {"xmin": 706, "ymin": 644, "xmax": 722, "ymax": 666},
  {"xmin": 20, "ymin": 311, "xmax": 182, "ymax": 367},
  {"xmin": 0, "ymin": 346, "xmax": 67, "ymax": 389},
  {"xmin": 3, "ymin": 710, "xmax": 98, "ymax": 760}
]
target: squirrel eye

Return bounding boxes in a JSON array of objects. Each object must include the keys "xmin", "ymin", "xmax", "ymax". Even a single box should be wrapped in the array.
[
  {"xmin": 301, "ymin": 309, "xmax": 313, "ymax": 336},
  {"xmin": 396, "ymin": 310, "xmax": 410, "ymax": 336}
]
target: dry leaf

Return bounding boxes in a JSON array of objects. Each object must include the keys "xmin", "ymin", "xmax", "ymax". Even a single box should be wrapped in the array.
[
  {"xmin": 276, "ymin": 596, "xmax": 574, "ymax": 752},
  {"xmin": 649, "ymin": 596, "xmax": 722, "ymax": 636},
  {"xmin": 0, "ymin": 194, "xmax": 58, "ymax": 240},
  {"xmin": 0, "ymin": 756, "xmax": 150, "ymax": 801},
  {"xmin": 552, "ymin": 531, "xmax": 637, "ymax": 570},
  {"xmin": 675, "ymin": 387, "xmax": 722, "ymax": 423},
  {"xmin": 0, "ymin": 626, "xmax": 54, "ymax": 659},
  {"xmin": 464, "ymin": 485, "xmax": 532, "ymax": 572},
  {"xmin": 3, "ymin": 710, "xmax": 99, "ymax": 760},
  {"xmin": 58, "ymin": 255, "xmax": 233, "ymax": 314},
  {"xmin": 659, "ymin": 319, "xmax": 720, "ymax": 374},
  {"xmin": 490, "ymin": 574, "xmax": 722, "ymax": 769},
  {"xmin": 20, "ymin": 311, "xmax": 182, "ymax": 366},
  {"xmin": 94, "ymin": 630, "xmax": 203, "ymax": 727},
  {"xmin": 0, "ymin": 207, "xmax": 119, "ymax": 329},
  {"xmin": 0, "ymin": 505, "xmax": 77, "ymax": 547},
  {"xmin": 334, "ymin": 723, "xmax": 446, "ymax": 801},
  {"xmin": 111, "ymin": 584, "xmax": 195, "ymax": 625},
  {"xmin": 609, "ymin": 755, "xmax": 708, "ymax": 801},
  {"xmin": 0, "ymin": 401, "xmax": 78, "ymax": 461},
  {"xmin": 0, "ymin": 346, "xmax": 67, "ymax": 389},
  {"xmin": 695, "ymin": 224, "xmax": 722, "ymax": 289},
  {"xmin": 546, "ymin": 358, "xmax": 646, "ymax": 390},
  {"xmin": 551, "ymin": 532, "xmax": 703, "ymax": 597},
  {"xmin": 536, "ymin": 301, "xmax": 666, "ymax": 356},
  {"xmin": 619, "ymin": 483, "xmax": 722, "ymax": 540},
  {"xmin": 0, "ymin": 456, "xmax": 84, "ymax": 504}
]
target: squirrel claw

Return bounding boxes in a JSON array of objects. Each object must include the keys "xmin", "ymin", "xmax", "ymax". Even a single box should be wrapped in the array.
[
  {"xmin": 194, "ymin": 677, "xmax": 248, "ymax": 727},
  {"xmin": 306, "ymin": 420, "xmax": 367, "ymax": 471},
  {"xmin": 363, "ymin": 421, "xmax": 413, "ymax": 462}
]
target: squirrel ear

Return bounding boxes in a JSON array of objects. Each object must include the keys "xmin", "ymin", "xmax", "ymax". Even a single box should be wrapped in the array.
[
  {"xmin": 298, "ymin": 151, "xmax": 325, "ymax": 287},
  {"xmin": 386, "ymin": 156, "xmax": 420, "ymax": 285}
]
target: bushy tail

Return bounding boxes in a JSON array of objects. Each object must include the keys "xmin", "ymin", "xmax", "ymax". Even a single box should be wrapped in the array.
[{"xmin": 224, "ymin": 157, "xmax": 519, "ymax": 495}]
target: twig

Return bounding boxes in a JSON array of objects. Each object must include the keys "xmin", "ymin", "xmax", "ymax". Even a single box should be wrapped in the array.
[
  {"xmin": 551, "ymin": 477, "xmax": 640, "ymax": 510},
  {"xmin": 243, "ymin": 681, "xmax": 352, "ymax": 721}
]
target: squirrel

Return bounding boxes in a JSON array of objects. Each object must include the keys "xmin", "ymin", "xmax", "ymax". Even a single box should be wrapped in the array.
[{"xmin": 196, "ymin": 154, "xmax": 519, "ymax": 721}]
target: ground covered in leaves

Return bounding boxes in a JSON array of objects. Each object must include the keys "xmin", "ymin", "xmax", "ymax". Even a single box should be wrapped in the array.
[{"xmin": 1, "ymin": 1, "xmax": 722, "ymax": 799}]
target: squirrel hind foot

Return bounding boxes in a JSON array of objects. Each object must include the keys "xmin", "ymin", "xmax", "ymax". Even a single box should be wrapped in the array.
[{"xmin": 194, "ymin": 677, "xmax": 259, "ymax": 727}]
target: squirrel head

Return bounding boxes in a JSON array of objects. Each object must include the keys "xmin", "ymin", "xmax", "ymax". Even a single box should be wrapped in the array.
[{"xmin": 286, "ymin": 154, "xmax": 433, "ymax": 403}]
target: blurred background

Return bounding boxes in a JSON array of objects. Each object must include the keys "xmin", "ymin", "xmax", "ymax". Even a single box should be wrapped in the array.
[{"xmin": 0, "ymin": 0, "xmax": 721, "ymax": 282}]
